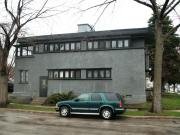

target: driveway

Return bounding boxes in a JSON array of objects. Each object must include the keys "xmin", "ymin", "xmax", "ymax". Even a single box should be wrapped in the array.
[{"xmin": 0, "ymin": 109, "xmax": 180, "ymax": 135}]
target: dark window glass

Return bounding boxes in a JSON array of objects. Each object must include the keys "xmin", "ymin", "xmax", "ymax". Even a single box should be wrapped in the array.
[
  {"xmin": 27, "ymin": 46, "xmax": 33, "ymax": 55},
  {"xmin": 65, "ymin": 43, "xmax": 70, "ymax": 51},
  {"xmin": 75, "ymin": 70, "xmax": 81, "ymax": 78},
  {"xmin": 99, "ymin": 41, "xmax": 105, "ymax": 49},
  {"xmin": 59, "ymin": 71, "xmax": 64, "ymax": 78},
  {"xmin": 93, "ymin": 41, "xmax": 98, "ymax": 49},
  {"xmin": 60, "ymin": 43, "xmax": 64, "ymax": 51},
  {"xmin": 39, "ymin": 44, "xmax": 44, "ymax": 53},
  {"xmin": 17, "ymin": 47, "xmax": 21, "ymax": 56},
  {"xmin": 99, "ymin": 70, "xmax": 105, "ymax": 78},
  {"xmin": 49, "ymin": 44, "xmax": 54, "ymax": 52},
  {"xmin": 34, "ymin": 45, "xmax": 39, "ymax": 53},
  {"xmin": 70, "ymin": 71, "xmax": 75, "ymax": 78},
  {"xmin": 71, "ymin": 43, "xmax": 75, "ymax": 50},
  {"xmin": 117, "ymin": 40, "xmax": 123, "ymax": 48},
  {"xmin": 124, "ymin": 40, "xmax": 129, "ymax": 47},
  {"xmin": 105, "ymin": 41, "xmax": 111, "ymax": 48},
  {"xmin": 54, "ymin": 71, "xmax": 59, "ymax": 79},
  {"xmin": 88, "ymin": 42, "xmax": 93, "ymax": 50},
  {"xmin": 105, "ymin": 69, "xmax": 111, "ymax": 78},
  {"xmin": 94, "ymin": 70, "xmax": 98, "ymax": 78},
  {"xmin": 22, "ymin": 47, "xmax": 28, "ymax": 56},
  {"xmin": 87, "ymin": 70, "xmax": 92, "ymax": 78},
  {"xmin": 65, "ymin": 71, "xmax": 69, "ymax": 78},
  {"xmin": 20, "ymin": 70, "xmax": 28, "ymax": 83},
  {"xmin": 49, "ymin": 71, "xmax": 53, "ymax": 79},
  {"xmin": 112, "ymin": 40, "xmax": 117, "ymax": 48},
  {"xmin": 76, "ymin": 42, "xmax": 81, "ymax": 50},
  {"xmin": 104, "ymin": 93, "xmax": 120, "ymax": 101},
  {"xmin": 91, "ymin": 94, "xmax": 102, "ymax": 101},
  {"xmin": 54, "ymin": 44, "xmax": 59, "ymax": 51},
  {"xmin": 44, "ymin": 44, "xmax": 48, "ymax": 52}
]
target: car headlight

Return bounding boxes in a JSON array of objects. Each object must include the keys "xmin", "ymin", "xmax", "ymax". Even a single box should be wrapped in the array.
[{"xmin": 55, "ymin": 103, "xmax": 58, "ymax": 108}]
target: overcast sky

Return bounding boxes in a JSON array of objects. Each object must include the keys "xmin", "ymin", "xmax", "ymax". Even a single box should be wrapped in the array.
[{"xmin": 24, "ymin": 0, "xmax": 180, "ymax": 36}]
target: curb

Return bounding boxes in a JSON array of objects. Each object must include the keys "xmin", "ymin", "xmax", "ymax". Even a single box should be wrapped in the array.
[
  {"xmin": 5, "ymin": 108, "xmax": 57, "ymax": 115},
  {"xmin": 2, "ymin": 108, "xmax": 180, "ymax": 119},
  {"xmin": 122, "ymin": 115, "xmax": 180, "ymax": 119}
]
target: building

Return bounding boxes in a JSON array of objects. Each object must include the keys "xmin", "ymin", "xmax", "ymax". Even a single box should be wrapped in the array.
[{"xmin": 14, "ymin": 25, "xmax": 151, "ymax": 104}]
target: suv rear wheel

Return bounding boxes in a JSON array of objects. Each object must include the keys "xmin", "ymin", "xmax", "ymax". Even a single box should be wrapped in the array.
[
  {"xmin": 101, "ymin": 108, "xmax": 112, "ymax": 120},
  {"xmin": 60, "ymin": 106, "xmax": 70, "ymax": 117}
]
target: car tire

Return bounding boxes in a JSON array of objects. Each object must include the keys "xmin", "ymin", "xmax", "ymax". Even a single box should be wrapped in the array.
[
  {"xmin": 59, "ymin": 106, "xmax": 70, "ymax": 117},
  {"xmin": 101, "ymin": 108, "xmax": 113, "ymax": 120}
]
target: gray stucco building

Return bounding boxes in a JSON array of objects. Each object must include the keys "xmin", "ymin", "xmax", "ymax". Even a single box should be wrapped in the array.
[{"xmin": 14, "ymin": 27, "xmax": 150, "ymax": 104}]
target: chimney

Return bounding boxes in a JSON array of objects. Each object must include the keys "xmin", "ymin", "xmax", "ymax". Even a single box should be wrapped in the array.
[{"xmin": 78, "ymin": 24, "xmax": 95, "ymax": 32}]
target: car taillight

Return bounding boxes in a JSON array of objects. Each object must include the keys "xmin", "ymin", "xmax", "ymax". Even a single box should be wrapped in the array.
[{"xmin": 119, "ymin": 100, "xmax": 123, "ymax": 107}]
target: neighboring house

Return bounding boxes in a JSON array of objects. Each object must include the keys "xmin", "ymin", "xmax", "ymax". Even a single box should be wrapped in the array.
[{"xmin": 14, "ymin": 24, "xmax": 151, "ymax": 104}]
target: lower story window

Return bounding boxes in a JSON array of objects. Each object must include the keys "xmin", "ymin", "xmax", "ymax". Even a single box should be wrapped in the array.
[
  {"xmin": 86, "ymin": 68, "xmax": 111, "ymax": 79},
  {"xmin": 48, "ymin": 68, "xmax": 111, "ymax": 80},
  {"xmin": 48, "ymin": 69, "xmax": 81, "ymax": 80},
  {"xmin": 20, "ymin": 70, "xmax": 28, "ymax": 83}
]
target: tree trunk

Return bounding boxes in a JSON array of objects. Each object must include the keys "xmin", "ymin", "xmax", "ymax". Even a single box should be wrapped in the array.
[
  {"xmin": 0, "ymin": 49, "xmax": 8, "ymax": 107},
  {"xmin": 173, "ymin": 84, "xmax": 176, "ymax": 92},
  {"xmin": 151, "ymin": 19, "xmax": 164, "ymax": 113}
]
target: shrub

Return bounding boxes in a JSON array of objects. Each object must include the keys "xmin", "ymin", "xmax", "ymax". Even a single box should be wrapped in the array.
[{"xmin": 44, "ymin": 91, "xmax": 76, "ymax": 105}]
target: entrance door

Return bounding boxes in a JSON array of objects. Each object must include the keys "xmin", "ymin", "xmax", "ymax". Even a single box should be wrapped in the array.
[{"xmin": 39, "ymin": 76, "xmax": 48, "ymax": 97}]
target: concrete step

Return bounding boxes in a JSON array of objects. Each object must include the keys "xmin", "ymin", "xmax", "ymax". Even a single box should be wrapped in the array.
[{"xmin": 31, "ymin": 97, "xmax": 47, "ymax": 105}]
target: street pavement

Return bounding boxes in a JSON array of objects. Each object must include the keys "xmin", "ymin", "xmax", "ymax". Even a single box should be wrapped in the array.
[{"xmin": 0, "ymin": 109, "xmax": 180, "ymax": 135}]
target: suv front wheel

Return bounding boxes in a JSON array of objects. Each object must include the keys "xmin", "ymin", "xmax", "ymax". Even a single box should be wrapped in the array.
[{"xmin": 101, "ymin": 108, "xmax": 113, "ymax": 120}]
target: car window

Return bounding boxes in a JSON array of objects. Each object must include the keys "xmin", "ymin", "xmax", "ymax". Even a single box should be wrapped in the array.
[
  {"xmin": 104, "ymin": 93, "xmax": 120, "ymax": 101},
  {"xmin": 91, "ymin": 94, "xmax": 102, "ymax": 101},
  {"xmin": 78, "ymin": 94, "xmax": 89, "ymax": 101}
]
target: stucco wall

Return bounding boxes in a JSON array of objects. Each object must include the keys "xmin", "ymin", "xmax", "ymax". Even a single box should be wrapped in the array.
[{"xmin": 14, "ymin": 46, "xmax": 146, "ymax": 104}]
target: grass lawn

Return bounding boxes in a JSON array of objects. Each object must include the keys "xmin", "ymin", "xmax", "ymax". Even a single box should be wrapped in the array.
[
  {"xmin": 123, "ymin": 110, "xmax": 180, "ymax": 117},
  {"xmin": 8, "ymin": 103, "xmax": 54, "ymax": 112},
  {"xmin": 127, "ymin": 93, "xmax": 180, "ymax": 110},
  {"xmin": 7, "ymin": 93, "xmax": 180, "ymax": 117}
]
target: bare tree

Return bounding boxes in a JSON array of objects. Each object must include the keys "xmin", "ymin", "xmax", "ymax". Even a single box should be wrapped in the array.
[
  {"xmin": 0, "ymin": 0, "xmax": 51, "ymax": 107},
  {"xmin": 81, "ymin": 0, "xmax": 180, "ymax": 113}
]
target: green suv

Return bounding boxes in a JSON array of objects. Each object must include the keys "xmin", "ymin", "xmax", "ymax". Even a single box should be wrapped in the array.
[{"xmin": 55, "ymin": 92, "xmax": 126, "ymax": 119}]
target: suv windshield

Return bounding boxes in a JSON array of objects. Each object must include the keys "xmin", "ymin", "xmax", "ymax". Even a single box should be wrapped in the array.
[{"xmin": 104, "ymin": 93, "xmax": 120, "ymax": 101}]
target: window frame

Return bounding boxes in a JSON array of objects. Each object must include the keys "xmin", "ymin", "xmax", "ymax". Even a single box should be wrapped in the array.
[{"xmin": 19, "ymin": 70, "xmax": 29, "ymax": 84}]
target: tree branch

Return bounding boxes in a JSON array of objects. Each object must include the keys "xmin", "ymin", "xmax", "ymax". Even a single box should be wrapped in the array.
[
  {"xmin": 81, "ymin": 0, "xmax": 116, "ymax": 12},
  {"xmin": 4, "ymin": 0, "xmax": 16, "ymax": 20},
  {"xmin": 164, "ymin": 0, "xmax": 180, "ymax": 17},
  {"xmin": 160, "ymin": 0, "xmax": 170, "ymax": 18},
  {"xmin": 133, "ymin": 0, "xmax": 153, "ymax": 9},
  {"xmin": 165, "ymin": 23, "xmax": 180, "ymax": 38}
]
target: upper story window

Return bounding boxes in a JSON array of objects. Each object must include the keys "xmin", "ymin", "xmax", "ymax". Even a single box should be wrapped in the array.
[
  {"xmin": 124, "ymin": 40, "xmax": 129, "ymax": 47},
  {"xmin": 60, "ymin": 43, "xmax": 65, "ymax": 51},
  {"xmin": 88, "ymin": 41, "xmax": 93, "ymax": 50},
  {"xmin": 93, "ymin": 41, "xmax": 98, "ymax": 49},
  {"xmin": 49, "ymin": 44, "xmax": 54, "ymax": 52},
  {"xmin": 71, "ymin": 43, "xmax": 75, "ymax": 50},
  {"xmin": 76, "ymin": 42, "xmax": 81, "ymax": 50},
  {"xmin": 16, "ymin": 46, "xmax": 33, "ymax": 57},
  {"xmin": 118, "ymin": 40, "xmax": 123, "ymax": 48},
  {"xmin": 105, "ymin": 41, "xmax": 111, "ymax": 48},
  {"xmin": 112, "ymin": 40, "xmax": 117, "ymax": 48},
  {"xmin": 16, "ymin": 39, "xmax": 130, "ymax": 57},
  {"xmin": 54, "ymin": 44, "xmax": 59, "ymax": 51},
  {"xmin": 65, "ymin": 43, "xmax": 70, "ymax": 51}
]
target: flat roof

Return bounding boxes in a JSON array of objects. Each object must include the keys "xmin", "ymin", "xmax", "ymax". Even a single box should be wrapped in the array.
[{"xmin": 17, "ymin": 28, "xmax": 151, "ymax": 44}]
